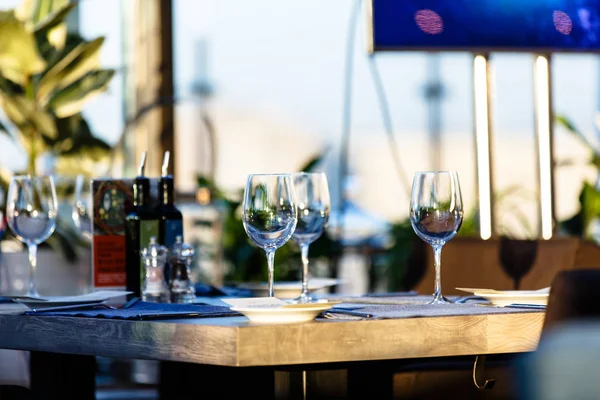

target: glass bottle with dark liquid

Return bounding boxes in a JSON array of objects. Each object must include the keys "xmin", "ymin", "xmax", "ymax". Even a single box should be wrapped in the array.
[
  {"xmin": 126, "ymin": 152, "xmax": 160, "ymax": 297},
  {"xmin": 157, "ymin": 151, "xmax": 183, "ymax": 249}
]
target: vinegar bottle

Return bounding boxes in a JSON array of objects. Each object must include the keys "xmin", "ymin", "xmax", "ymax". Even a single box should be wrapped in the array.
[{"xmin": 125, "ymin": 152, "xmax": 160, "ymax": 296}]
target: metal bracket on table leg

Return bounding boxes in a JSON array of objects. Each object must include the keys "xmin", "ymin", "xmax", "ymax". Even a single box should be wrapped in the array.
[{"xmin": 473, "ymin": 355, "xmax": 495, "ymax": 390}]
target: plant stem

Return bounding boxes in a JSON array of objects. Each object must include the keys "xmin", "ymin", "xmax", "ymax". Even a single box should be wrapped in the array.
[
  {"xmin": 27, "ymin": 127, "xmax": 37, "ymax": 176},
  {"xmin": 25, "ymin": 77, "xmax": 37, "ymax": 176}
]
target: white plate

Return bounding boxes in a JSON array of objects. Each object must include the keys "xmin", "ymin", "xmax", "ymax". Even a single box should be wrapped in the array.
[
  {"xmin": 231, "ymin": 302, "xmax": 338, "ymax": 324},
  {"xmin": 236, "ymin": 278, "xmax": 341, "ymax": 299},
  {"xmin": 472, "ymin": 290, "xmax": 549, "ymax": 307},
  {"xmin": 14, "ymin": 290, "xmax": 132, "ymax": 308}
]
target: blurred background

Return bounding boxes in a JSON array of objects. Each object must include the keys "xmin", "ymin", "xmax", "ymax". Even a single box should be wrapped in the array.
[{"xmin": 0, "ymin": 0, "xmax": 599, "ymax": 295}]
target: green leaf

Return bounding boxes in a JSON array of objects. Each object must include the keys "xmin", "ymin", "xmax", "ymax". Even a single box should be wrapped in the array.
[
  {"xmin": 0, "ymin": 11, "xmax": 16, "ymax": 22},
  {"xmin": 0, "ymin": 95, "xmax": 57, "ymax": 139},
  {"xmin": 32, "ymin": 0, "xmax": 69, "ymax": 25},
  {"xmin": 298, "ymin": 151, "xmax": 327, "ymax": 172},
  {"xmin": 15, "ymin": 0, "xmax": 35, "ymax": 22},
  {"xmin": 0, "ymin": 19, "xmax": 46, "ymax": 84},
  {"xmin": 555, "ymin": 114, "xmax": 597, "ymax": 153},
  {"xmin": 37, "ymin": 37, "xmax": 104, "ymax": 102},
  {"xmin": 580, "ymin": 182, "xmax": 600, "ymax": 238},
  {"xmin": 34, "ymin": 2, "xmax": 76, "ymax": 50},
  {"xmin": 48, "ymin": 113, "xmax": 111, "ymax": 155},
  {"xmin": 48, "ymin": 68, "xmax": 115, "ymax": 117}
]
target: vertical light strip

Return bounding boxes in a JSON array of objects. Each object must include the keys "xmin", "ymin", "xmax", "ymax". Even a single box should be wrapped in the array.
[
  {"xmin": 534, "ymin": 55, "xmax": 554, "ymax": 240},
  {"xmin": 474, "ymin": 54, "xmax": 493, "ymax": 240}
]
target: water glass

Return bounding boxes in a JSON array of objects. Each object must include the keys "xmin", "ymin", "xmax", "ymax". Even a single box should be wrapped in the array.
[
  {"xmin": 410, "ymin": 171, "xmax": 463, "ymax": 304},
  {"xmin": 290, "ymin": 172, "xmax": 330, "ymax": 303},
  {"xmin": 6, "ymin": 175, "xmax": 58, "ymax": 297},
  {"xmin": 242, "ymin": 174, "xmax": 297, "ymax": 297}
]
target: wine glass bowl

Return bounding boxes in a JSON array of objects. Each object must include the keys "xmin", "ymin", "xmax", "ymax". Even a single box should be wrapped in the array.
[
  {"xmin": 242, "ymin": 174, "xmax": 297, "ymax": 298},
  {"xmin": 6, "ymin": 175, "xmax": 58, "ymax": 297},
  {"xmin": 290, "ymin": 172, "xmax": 330, "ymax": 303},
  {"xmin": 410, "ymin": 171, "xmax": 463, "ymax": 304}
]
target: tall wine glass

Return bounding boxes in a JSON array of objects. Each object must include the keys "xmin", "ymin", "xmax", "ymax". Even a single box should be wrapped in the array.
[
  {"xmin": 410, "ymin": 171, "xmax": 463, "ymax": 304},
  {"xmin": 290, "ymin": 172, "xmax": 330, "ymax": 303},
  {"xmin": 73, "ymin": 174, "xmax": 93, "ymax": 242},
  {"xmin": 6, "ymin": 175, "xmax": 58, "ymax": 297},
  {"xmin": 242, "ymin": 174, "xmax": 297, "ymax": 298}
]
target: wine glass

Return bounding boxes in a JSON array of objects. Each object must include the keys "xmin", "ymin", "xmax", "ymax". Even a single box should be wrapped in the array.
[
  {"xmin": 289, "ymin": 172, "xmax": 330, "ymax": 303},
  {"xmin": 242, "ymin": 174, "xmax": 297, "ymax": 298},
  {"xmin": 73, "ymin": 174, "xmax": 93, "ymax": 242},
  {"xmin": 410, "ymin": 171, "xmax": 463, "ymax": 304},
  {"xmin": 6, "ymin": 175, "xmax": 58, "ymax": 298}
]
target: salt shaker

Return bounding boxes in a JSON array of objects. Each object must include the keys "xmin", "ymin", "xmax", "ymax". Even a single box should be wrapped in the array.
[
  {"xmin": 141, "ymin": 236, "xmax": 169, "ymax": 303},
  {"xmin": 169, "ymin": 236, "xmax": 196, "ymax": 303}
]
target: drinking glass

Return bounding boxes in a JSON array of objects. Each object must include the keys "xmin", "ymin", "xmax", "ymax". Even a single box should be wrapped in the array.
[
  {"xmin": 73, "ymin": 174, "xmax": 93, "ymax": 242},
  {"xmin": 6, "ymin": 175, "xmax": 58, "ymax": 297},
  {"xmin": 242, "ymin": 174, "xmax": 297, "ymax": 298},
  {"xmin": 290, "ymin": 172, "xmax": 330, "ymax": 303},
  {"xmin": 410, "ymin": 171, "xmax": 463, "ymax": 304}
]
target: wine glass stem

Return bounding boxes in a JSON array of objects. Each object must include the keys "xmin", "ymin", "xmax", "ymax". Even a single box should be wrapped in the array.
[
  {"xmin": 27, "ymin": 244, "xmax": 39, "ymax": 297},
  {"xmin": 300, "ymin": 244, "xmax": 310, "ymax": 297},
  {"xmin": 266, "ymin": 249, "xmax": 275, "ymax": 298},
  {"xmin": 432, "ymin": 245, "xmax": 443, "ymax": 301}
]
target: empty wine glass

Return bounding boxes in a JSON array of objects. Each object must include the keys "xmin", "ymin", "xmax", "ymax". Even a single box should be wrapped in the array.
[
  {"xmin": 242, "ymin": 174, "xmax": 297, "ymax": 298},
  {"xmin": 73, "ymin": 174, "xmax": 93, "ymax": 242},
  {"xmin": 6, "ymin": 175, "xmax": 58, "ymax": 297},
  {"xmin": 290, "ymin": 172, "xmax": 330, "ymax": 303},
  {"xmin": 410, "ymin": 171, "xmax": 463, "ymax": 304}
]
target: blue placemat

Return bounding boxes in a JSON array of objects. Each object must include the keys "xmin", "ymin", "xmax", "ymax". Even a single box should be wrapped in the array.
[
  {"xmin": 23, "ymin": 300, "xmax": 241, "ymax": 320},
  {"xmin": 0, "ymin": 296, "xmax": 14, "ymax": 304}
]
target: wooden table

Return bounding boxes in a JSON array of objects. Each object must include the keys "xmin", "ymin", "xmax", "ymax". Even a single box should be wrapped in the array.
[{"xmin": 0, "ymin": 303, "xmax": 545, "ymax": 399}]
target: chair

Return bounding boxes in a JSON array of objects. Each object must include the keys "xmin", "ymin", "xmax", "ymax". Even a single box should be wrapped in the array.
[
  {"xmin": 541, "ymin": 269, "xmax": 600, "ymax": 335},
  {"xmin": 515, "ymin": 269, "xmax": 600, "ymax": 400}
]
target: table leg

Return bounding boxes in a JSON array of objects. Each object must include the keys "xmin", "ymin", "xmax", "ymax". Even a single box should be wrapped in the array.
[{"xmin": 30, "ymin": 351, "xmax": 96, "ymax": 399}]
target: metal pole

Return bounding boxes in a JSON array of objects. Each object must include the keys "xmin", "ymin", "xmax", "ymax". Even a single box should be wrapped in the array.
[
  {"xmin": 425, "ymin": 53, "xmax": 443, "ymax": 171},
  {"xmin": 473, "ymin": 53, "xmax": 495, "ymax": 240},
  {"xmin": 533, "ymin": 54, "xmax": 556, "ymax": 239}
]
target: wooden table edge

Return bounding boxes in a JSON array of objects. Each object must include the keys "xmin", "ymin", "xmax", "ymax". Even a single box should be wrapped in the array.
[{"xmin": 0, "ymin": 311, "xmax": 545, "ymax": 367}]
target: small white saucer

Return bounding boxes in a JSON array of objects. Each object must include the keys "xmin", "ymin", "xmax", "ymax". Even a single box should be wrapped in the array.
[
  {"xmin": 231, "ymin": 302, "xmax": 338, "ymax": 324},
  {"xmin": 456, "ymin": 287, "xmax": 549, "ymax": 307}
]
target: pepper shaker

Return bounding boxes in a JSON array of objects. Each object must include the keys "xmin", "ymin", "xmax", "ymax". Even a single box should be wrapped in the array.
[
  {"xmin": 169, "ymin": 236, "xmax": 196, "ymax": 303},
  {"xmin": 141, "ymin": 236, "xmax": 169, "ymax": 303}
]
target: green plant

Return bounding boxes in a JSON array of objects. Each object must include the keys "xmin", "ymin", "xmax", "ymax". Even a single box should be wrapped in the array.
[
  {"xmin": 0, "ymin": 0, "xmax": 114, "ymax": 176},
  {"xmin": 458, "ymin": 185, "xmax": 536, "ymax": 239},
  {"xmin": 0, "ymin": 0, "xmax": 115, "ymax": 261},
  {"xmin": 554, "ymin": 115, "xmax": 600, "ymax": 238}
]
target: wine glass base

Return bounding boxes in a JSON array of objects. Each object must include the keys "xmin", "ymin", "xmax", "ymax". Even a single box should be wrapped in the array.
[
  {"xmin": 427, "ymin": 295, "xmax": 453, "ymax": 305},
  {"xmin": 289, "ymin": 292, "xmax": 319, "ymax": 304}
]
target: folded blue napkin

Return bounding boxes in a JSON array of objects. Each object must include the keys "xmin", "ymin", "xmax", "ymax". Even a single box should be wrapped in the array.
[
  {"xmin": 0, "ymin": 296, "xmax": 14, "ymax": 303},
  {"xmin": 24, "ymin": 300, "xmax": 241, "ymax": 320},
  {"xmin": 194, "ymin": 283, "xmax": 252, "ymax": 298}
]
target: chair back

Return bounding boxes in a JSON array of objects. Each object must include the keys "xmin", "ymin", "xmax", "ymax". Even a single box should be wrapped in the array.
[{"xmin": 542, "ymin": 269, "xmax": 600, "ymax": 335}]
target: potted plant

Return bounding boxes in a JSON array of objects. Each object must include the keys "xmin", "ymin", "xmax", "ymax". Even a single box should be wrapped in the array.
[
  {"xmin": 0, "ymin": 0, "xmax": 116, "ymax": 293},
  {"xmin": 0, "ymin": 0, "xmax": 115, "ymax": 176}
]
